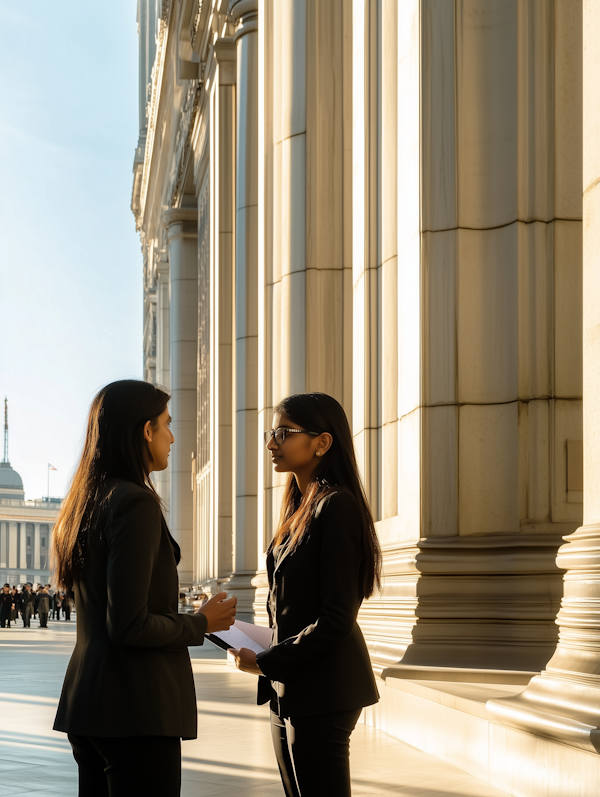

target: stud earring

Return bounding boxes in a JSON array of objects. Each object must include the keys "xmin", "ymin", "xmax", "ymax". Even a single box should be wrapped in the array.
[{"xmin": 316, "ymin": 452, "xmax": 321, "ymax": 457}]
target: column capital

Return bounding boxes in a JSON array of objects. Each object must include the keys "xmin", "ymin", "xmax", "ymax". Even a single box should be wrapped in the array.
[
  {"xmin": 228, "ymin": 0, "xmax": 257, "ymax": 40},
  {"xmin": 163, "ymin": 208, "xmax": 198, "ymax": 239}
]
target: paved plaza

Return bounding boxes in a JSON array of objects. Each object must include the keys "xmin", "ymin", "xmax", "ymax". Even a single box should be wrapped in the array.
[{"xmin": 0, "ymin": 618, "xmax": 511, "ymax": 797}]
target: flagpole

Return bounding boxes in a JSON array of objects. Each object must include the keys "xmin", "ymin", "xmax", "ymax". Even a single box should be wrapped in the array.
[{"xmin": 47, "ymin": 464, "xmax": 49, "ymax": 500}]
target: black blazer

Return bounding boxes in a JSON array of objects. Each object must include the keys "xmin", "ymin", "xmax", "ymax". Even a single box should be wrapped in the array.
[
  {"xmin": 53, "ymin": 479, "xmax": 207, "ymax": 739},
  {"xmin": 256, "ymin": 489, "xmax": 379, "ymax": 718}
]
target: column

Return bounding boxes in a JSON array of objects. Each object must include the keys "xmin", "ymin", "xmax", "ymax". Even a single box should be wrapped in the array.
[
  {"xmin": 0, "ymin": 521, "xmax": 6, "ymax": 568},
  {"xmin": 227, "ymin": 0, "xmax": 259, "ymax": 620},
  {"xmin": 8, "ymin": 521, "xmax": 17, "ymax": 569},
  {"xmin": 488, "ymin": 0, "xmax": 600, "ymax": 753},
  {"xmin": 33, "ymin": 523, "xmax": 40, "ymax": 570},
  {"xmin": 213, "ymin": 40, "xmax": 236, "ymax": 589},
  {"xmin": 154, "ymin": 254, "xmax": 171, "ymax": 517},
  {"xmin": 18, "ymin": 522, "xmax": 26, "ymax": 572},
  {"xmin": 356, "ymin": 0, "xmax": 583, "ymax": 681},
  {"xmin": 164, "ymin": 208, "xmax": 198, "ymax": 586},
  {"xmin": 257, "ymin": 0, "xmax": 351, "ymax": 578}
]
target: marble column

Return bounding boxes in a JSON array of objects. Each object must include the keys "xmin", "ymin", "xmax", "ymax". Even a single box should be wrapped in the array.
[
  {"xmin": 164, "ymin": 208, "xmax": 198, "ymax": 586},
  {"xmin": 8, "ymin": 522, "xmax": 17, "ymax": 569},
  {"xmin": 356, "ymin": 0, "xmax": 583, "ymax": 680},
  {"xmin": 214, "ymin": 41, "xmax": 236, "ymax": 590},
  {"xmin": 18, "ymin": 523, "xmax": 26, "ymax": 572},
  {"xmin": 0, "ymin": 521, "xmax": 6, "ymax": 568},
  {"xmin": 33, "ymin": 523, "xmax": 40, "ymax": 571},
  {"xmin": 154, "ymin": 254, "xmax": 171, "ymax": 518},
  {"xmin": 487, "ymin": 0, "xmax": 600, "ymax": 753},
  {"xmin": 252, "ymin": 0, "xmax": 351, "ymax": 619},
  {"xmin": 228, "ymin": 0, "xmax": 259, "ymax": 620}
]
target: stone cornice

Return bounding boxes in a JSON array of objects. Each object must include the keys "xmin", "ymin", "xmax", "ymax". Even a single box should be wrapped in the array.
[
  {"xmin": 137, "ymin": 0, "xmax": 173, "ymax": 231},
  {"xmin": 168, "ymin": 78, "xmax": 203, "ymax": 209},
  {"xmin": 229, "ymin": 0, "xmax": 257, "ymax": 20},
  {"xmin": 190, "ymin": 0, "xmax": 205, "ymax": 51},
  {"xmin": 380, "ymin": 531, "xmax": 567, "ymax": 577}
]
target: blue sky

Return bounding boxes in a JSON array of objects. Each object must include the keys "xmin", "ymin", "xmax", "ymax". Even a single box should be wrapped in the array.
[{"xmin": 0, "ymin": 2, "xmax": 142, "ymax": 499}]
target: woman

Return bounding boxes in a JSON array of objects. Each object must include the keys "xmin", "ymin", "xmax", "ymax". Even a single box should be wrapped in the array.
[
  {"xmin": 10, "ymin": 587, "xmax": 19, "ymax": 625},
  {"xmin": 231, "ymin": 392, "xmax": 381, "ymax": 797},
  {"xmin": 52, "ymin": 379, "xmax": 236, "ymax": 797}
]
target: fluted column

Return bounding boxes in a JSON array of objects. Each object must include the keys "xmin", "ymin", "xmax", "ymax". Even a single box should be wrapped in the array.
[
  {"xmin": 33, "ymin": 523, "xmax": 40, "ymax": 571},
  {"xmin": 164, "ymin": 208, "xmax": 198, "ymax": 586},
  {"xmin": 488, "ymin": 0, "xmax": 600, "ymax": 753},
  {"xmin": 0, "ymin": 522, "xmax": 6, "ymax": 570},
  {"xmin": 18, "ymin": 523, "xmax": 26, "ymax": 572},
  {"xmin": 153, "ymin": 254, "xmax": 171, "ymax": 517},
  {"xmin": 228, "ymin": 0, "xmax": 259, "ymax": 620},
  {"xmin": 8, "ymin": 522, "xmax": 17, "ymax": 569}
]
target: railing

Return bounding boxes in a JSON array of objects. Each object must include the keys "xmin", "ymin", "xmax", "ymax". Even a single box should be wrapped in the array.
[{"xmin": 0, "ymin": 499, "xmax": 62, "ymax": 509}]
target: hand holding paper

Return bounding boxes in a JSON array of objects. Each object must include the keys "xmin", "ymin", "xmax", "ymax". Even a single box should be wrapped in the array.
[
  {"xmin": 230, "ymin": 646, "xmax": 263, "ymax": 675},
  {"xmin": 206, "ymin": 619, "xmax": 271, "ymax": 675}
]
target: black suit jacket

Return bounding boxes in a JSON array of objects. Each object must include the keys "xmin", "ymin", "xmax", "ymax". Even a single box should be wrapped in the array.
[
  {"xmin": 53, "ymin": 479, "xmax": 207, "ymax": 738},
  {"xmin": 256, "ymin": 489, "xmax": 379, "ymax": 718}
]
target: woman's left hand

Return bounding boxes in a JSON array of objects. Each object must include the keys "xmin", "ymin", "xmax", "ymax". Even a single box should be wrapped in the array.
[{"xmin": 230, "ymin": 647, "xmax": 263, "ymax": 675}]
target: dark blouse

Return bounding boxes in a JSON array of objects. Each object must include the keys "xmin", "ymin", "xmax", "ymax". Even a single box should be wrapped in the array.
[{"xmin": 256, "ymin": 489, "xmax": 379, "ymax": 718}]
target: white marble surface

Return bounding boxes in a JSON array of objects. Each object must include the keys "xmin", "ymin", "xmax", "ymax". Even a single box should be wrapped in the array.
[{"xmin": 0, "ymin": 618, "xmax": 514, "ymax": 797}]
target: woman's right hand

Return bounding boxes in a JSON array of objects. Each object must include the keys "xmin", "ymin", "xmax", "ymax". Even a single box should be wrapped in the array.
[{"xmin": 196, "ymin": 591, "xmax": 237, "ymax": 632}]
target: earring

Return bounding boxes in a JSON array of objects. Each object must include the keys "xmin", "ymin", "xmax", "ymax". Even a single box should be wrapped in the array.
[{"xmin": 316, "ymin": 452, "xmax": 321, "ymax": 457}]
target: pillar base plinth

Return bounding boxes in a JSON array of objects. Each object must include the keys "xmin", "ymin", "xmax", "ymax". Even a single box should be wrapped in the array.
[{"xmin": 488, "ymin": 524, "xmax": 600, "ymax": 754}]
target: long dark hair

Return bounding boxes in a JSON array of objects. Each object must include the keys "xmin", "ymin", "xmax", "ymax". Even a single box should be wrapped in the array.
[
  {"xmin": 273, "ymin": 392, "xmax": 382, "ymax": 598},
  {"xmin": 51, "ymin": 380, "xmax": 170, "ymax": 590}
]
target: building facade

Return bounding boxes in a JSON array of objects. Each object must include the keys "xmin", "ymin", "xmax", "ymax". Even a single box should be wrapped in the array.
[
  {"xmin": 0, "ymin": 407, "xmax": 60, "ymax": 585},
  {"xmin": 132, "ymin": 2, "xmax": 600, "ymax": 794}
]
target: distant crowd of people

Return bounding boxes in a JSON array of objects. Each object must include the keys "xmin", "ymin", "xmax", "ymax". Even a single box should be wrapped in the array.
[{"xmin": 0, "ymin": 583, "xmax": 73, "ymax": 629}]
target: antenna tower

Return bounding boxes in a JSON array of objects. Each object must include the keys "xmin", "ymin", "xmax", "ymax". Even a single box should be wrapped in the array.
[{"xmin": 3, "ymin": 397, "xmax": 8, "ymax": 464}]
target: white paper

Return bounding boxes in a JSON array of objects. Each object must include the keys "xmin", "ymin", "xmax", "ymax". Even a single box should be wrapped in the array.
[
  {"xmin": 234, "ymin": 619, "xmax": 273, "ymax": 649},
  {"xmin": 211, "ymin": 620, "xmax": 272, "ymax": 655}
]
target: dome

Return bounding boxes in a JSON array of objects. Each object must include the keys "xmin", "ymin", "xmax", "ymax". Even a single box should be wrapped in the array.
[{"xmin": 0, "ymin": 462, "xmax": 23, "ymax": 490}]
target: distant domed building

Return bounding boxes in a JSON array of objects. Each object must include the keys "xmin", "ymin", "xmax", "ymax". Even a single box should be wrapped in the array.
[
  {"xmin": 0, "ymin": 461, "xmax": 25, "ymax": 501},
  {"xmin": 0, "ymin": 399, "xmax": 61, "ymax": 586}
]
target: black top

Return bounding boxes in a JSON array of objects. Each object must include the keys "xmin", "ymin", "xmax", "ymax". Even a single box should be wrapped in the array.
[
  {"xmin": 256, "ymin": 489, "xmax": 379, "ymax": 718},
  {"xmin": 53, "ymin": 479, "xmax": 207, "ymax": 739},
  {"xmin": 37, "ymin": 594, "xmax": 50, "ymax": 613},
  {"xmin": 21, "ymin": 590, "xmax": 35, "ymax": 607}
]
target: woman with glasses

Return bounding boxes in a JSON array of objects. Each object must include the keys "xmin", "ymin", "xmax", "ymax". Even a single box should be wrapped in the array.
[{"xmin": 231, "ymin": 392, "xmax": 381, "ymax": 797}]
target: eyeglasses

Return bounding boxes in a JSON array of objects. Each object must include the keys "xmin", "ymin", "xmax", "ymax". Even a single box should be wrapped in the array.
[{"xmin": 264, "ymin": 427, "xmax": 321, "ymax": 446}]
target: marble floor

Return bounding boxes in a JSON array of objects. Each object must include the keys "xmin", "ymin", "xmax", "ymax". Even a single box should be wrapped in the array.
[{"xmin": 0, "ymin": 618, "xmax": 510, "ymax": 796}]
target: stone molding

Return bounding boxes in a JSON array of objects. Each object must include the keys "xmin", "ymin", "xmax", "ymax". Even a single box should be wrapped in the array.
[
  {"xmin": 228, "ymin": 0, "xmax": 257, "ymax": 40},
  {"xmin": 487, "ymin": 523, "xmax": 600, "ymax": 753},
  {"xmin": 169, "ymin": 78, "xmax": 203, "ymax": 209},
  {"xmin": 360, "ymin": 532, "xmax": 567, "ymax": 674},
  {"xmin": 137, "ymin": 0, "xmax": 173, "ymax": 230},
  {"xmin": 190, "ymin": 0, "xmax": 204, "ymax": 50}
]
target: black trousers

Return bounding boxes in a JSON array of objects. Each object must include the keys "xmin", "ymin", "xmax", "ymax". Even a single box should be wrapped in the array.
[
  {"xmin": 270, "ymin": 708, "xmax": 361, "ymax": 797},
  {"xmin": 39, "ymin": 611, "xmax": 49, "ymax": 628},
  {"xmin": 0, "ymin": 606, "xmax": 11, "ymax": 627},
  {"xmin": 68, "ymin": 734, "xmax": 181, "ymax": 797}
]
